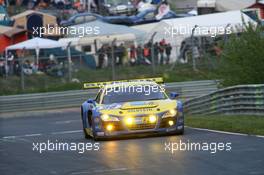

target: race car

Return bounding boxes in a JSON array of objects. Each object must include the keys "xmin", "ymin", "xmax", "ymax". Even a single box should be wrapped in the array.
[{"xmin": 81, "ymin": 78, "xmax": 184, "ymax": 140}]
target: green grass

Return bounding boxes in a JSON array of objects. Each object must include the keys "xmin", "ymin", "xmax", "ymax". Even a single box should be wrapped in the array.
[
  {"xmin": 0, "ymin": 63, "xmax": 221, "ymax": 96},
  {"xmin": 186, "ymin": 115, "xmax": 264, "ymax": 136}
]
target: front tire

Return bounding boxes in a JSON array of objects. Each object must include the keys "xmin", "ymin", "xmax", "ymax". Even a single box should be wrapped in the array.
[
  {"xmin": 83, "ymin": 129, "xmax": 91, "ymax": 139},
  {"xmin": 81, "ymin": 107, "xmax": 92, "ymax": 139},
  {"xmin": 176, "ymin": 125, "xmax": 184, "ymax": 135}
]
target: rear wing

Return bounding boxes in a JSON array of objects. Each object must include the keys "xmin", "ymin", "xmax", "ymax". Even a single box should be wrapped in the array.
[{"xmin": 83, "ymin": 77, "xmax": 164, "ymax": 89}]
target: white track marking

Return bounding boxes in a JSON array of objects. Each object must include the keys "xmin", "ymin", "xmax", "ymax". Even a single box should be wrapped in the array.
[
  {"xmin": 54, "ymin": 120, "xmax": 80, "ymax": 124},
  {"xmin": 71, "ymin": 168, "xmax": 128, "ymax": 175},
  {"xmin": 2, "ymin": 136, "xmax": 17, "ymax": 139},
  {"xmin": 2, "ymin": 133, "xmax": 42, "ymax": 139},
  {"xmin": 24, "ymin": 134, "xmax": 42, "ymax": 137},
  {"xmin": 1, "ymin": 130, "xmax": 82, "ymax": 139},
  {"xmin": 187, "ymin": 126, "xmax": 264, "ymax": 138},
  {"xmin": 51, "ymin": 130, "xmax": 82, "ymax": 135}
]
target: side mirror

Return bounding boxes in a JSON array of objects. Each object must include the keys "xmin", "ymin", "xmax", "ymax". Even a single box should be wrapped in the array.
[
  {"xmin": 87, "ymin": 99, "xmax": 95, "ymax": 104},
  {"xmin": 170, "ymin": 92, "xmax": 179, "ymax": 99}
]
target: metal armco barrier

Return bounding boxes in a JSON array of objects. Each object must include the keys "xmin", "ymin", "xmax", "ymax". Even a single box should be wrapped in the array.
[
  {"xmin": 184, "ymin": 84, "xmax": 264, "ymax": 116},
  {"xmin": 0, "ymin": 80, "xmax": 219, "ymax": 113}
]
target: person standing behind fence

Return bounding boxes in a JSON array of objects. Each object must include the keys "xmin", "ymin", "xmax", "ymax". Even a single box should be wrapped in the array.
[
  {"xmin": 154, "ymin": 42, "xmax": 159, "ymax": 65},
  {"xmin": 136, "ymin": 45, "xmax": 143, "ymax": 64},
  {"xmin": 159, "ymin": 40, "xmax": 166, "ymax": 65},
  {"xmin": 7, "ymin": 52, "xmax": 14, "ymax": 75},
  {"xmin": 143, "ymin": 44, "xmax": 151, "ymax": 65},
  {"xmin": 105, "ymin": 45, "xmax": 112, "ymax": 67},
  {"xmin": 117, "ymin": 43, "xmax": 126, "ymax": 65},
  {"xmin": 97, "ymin": 45, "xmax": 105, "ymax": 69},
  {"xmin": 129, "ymin": 44, "xmax": 137, "ymax": 66},
  {"xmin": 165, "ymin": 43, "xmax": 172, "ymax": 64},
  {"xmin": 0, "ymin": 57, "xmax": 5, "ymax": 76}
]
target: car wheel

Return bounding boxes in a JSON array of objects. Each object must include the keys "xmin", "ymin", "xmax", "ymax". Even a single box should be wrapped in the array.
[
  {"xmin": 83, "ymin": 129, "xmax": 91, "ymax": 139},
  {"xmin": 177, "ymin": 125, "xmax": 184, "ymax": 135},
  {"xmin": 81, "ymin": 108, "xmax": 92, "ymax": 139},
  {"xmin": 90, "ymin": 116, "xmax": 103, "ymax": 141}
]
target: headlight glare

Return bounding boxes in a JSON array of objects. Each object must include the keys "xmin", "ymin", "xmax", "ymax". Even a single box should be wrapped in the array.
[
  {"xmin": 101, "ymin": 114, "xmax": 119, "ymax": 121},
  {"xmin": 162, "ymin": 109, "xmax": 177, "ymax": 118}
]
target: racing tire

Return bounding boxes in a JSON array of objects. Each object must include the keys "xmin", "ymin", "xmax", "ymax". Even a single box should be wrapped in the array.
[
  {"xmin": 81, "ymin": 107, "xmax": 92, "ymax": 139},
  {"xmin": 83, "ymin": 129, "xmax": 91, "ymax": 139},
  {"xmin": 176, "ymin": 125, "xmax": 185, "ymax": 135}
]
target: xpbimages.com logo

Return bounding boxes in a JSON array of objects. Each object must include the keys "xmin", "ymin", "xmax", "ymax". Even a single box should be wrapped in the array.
[
  {"xmin": 164, "ymin": 24, "xmax": 232, "ymax": 38},
  {"xmin": 32, "ymin": 140, "xmax": 100, "ymax": 154},
  {"xmin": 103, "ymin": 83, "xmax": 166, "ymax": 96},
  {"xmin": 164, "ymin": 140, "xmax": 232, "ymax": 154},
  {"xmin": 32, "ymin": 24, "xmax": 100, "ymax": 37}
]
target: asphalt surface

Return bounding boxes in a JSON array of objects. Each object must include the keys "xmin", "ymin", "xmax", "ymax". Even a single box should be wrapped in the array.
[{"xmin": 0, "ymin": 109, "xmax": 264, "ymax": 175}]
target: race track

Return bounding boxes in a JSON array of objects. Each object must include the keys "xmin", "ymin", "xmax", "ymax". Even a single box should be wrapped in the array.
[{"xmin": 0, "ymin": 109, "xmax": 263, "ymax": 175}]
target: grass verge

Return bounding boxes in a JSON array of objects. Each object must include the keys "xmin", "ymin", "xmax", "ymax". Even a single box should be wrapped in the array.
[
  {"xmin": 0, "ymin": 64, "xmax": 221, "ymax": 95},
  {"xmin": 186, "ymin": 115, "xmax": 264, "ymax": 136}
]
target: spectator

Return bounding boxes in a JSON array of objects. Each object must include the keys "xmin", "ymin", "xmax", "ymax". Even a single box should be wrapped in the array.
[
  {"xmin": 0, "ymin": 57, "xmax": 5, "ymax": 76},
  {"xmin": 80, "ymin": 0, "xmax": 97, "ymax": 12},
  {"xmin": 159, "ymin": 41, "xmax": 165, "ymax": 65},
  {"xmin": 14, "ymin": 60, "xmax": 21, "ymax": 76},
  {"xmin": 0, "ymin": 0, "xmax": 5, "ymax": 5},
  {"xmin": 97, "ymin": 45, "xmax": 105, "ymax": 69},
  {"xmin": 143, "ymin": 44, "xmax": 151, "ymax": 65},
  {"xmin": 136, "ymin": 45, "xmax": 144, "ymax": 64},
  {"xmin": 165, "ymin": 43, "xmax": 172, "ymax": 64},
  {"xmin": 117, "ymin": 43, "xmax": 126, "ymax": 65},
  {"xmin": 7, "ymin": 52, "xmax": 14, "ymax": 75},
  {"xmin": 105, "ymin": 45, "xmax": 112, "ymax": 67},
  {"xmin": 213, "ymin": 43, "xmax": 222, "ymax": 57},
  {"xmin": 153, "ymin": 42, "xmax": 159, "ymax": 65},
  {"xmin": 54, "ymin": 0, "xmax": 65, "ymax": 9},
  {"xmin": 129, "ymin": 44, "xmax": 137, "ymax": 66}
]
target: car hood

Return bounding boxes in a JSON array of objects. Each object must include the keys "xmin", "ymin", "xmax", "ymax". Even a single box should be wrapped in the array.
[{"xmin": 96, "ymin": 99, "xmax": 177, "ymax": 116}]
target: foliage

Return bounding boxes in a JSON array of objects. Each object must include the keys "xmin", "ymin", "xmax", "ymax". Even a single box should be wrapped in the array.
[{"xmin": 219, "ymin": 25, "xmax": 264, "ymax": 86}]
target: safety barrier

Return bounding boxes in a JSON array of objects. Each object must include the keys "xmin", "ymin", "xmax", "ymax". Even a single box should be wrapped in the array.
[
  {"xmin": 184, "ymin": 84, "xmax": 264, "ymax": 116},
  {"xmin": 0, "ymin": 80, "xmax": 219, "ymax": 113}
]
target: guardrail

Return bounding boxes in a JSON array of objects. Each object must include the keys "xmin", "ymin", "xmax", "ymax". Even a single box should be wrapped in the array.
[
  {"xmin": 0, "ymin": 80, "xmax": 219, "ymax": 113},
  {"xmin": 184, "ymin": 84, "xmax": 264, "ymax": 116}
]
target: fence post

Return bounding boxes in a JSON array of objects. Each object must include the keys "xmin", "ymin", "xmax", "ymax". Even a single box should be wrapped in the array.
[
  {"xmin": 67, "ymin": 42, "xmax": 72, "ymax": 82},
  {"xmin": 191, "ymin": 25, "xmax": 198, "ymax": 71},
  {"xmin": 111, "ymin": 38, "xmax": 117, "ymax": 80},
  {"xmin": 150, "ymin": 32, "xmax": 157, "ymax": 74},
  {"xmin": 20, "ymin": 53, "xmax": 25, "ymax": 91}
]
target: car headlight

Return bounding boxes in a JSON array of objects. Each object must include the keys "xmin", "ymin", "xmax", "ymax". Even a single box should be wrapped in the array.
[
  {"xmin": 162, "ymin": 109, "xmax": 177, "ymax": 118},
  {"xmin": 101, "ymin": 114, "xmax": 120, "ymax": 122}
]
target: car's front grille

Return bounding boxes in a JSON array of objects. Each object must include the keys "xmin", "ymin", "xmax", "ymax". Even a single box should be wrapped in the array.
[{"xmin": 127, "ymin": 123, "xmax": 156, "ymax": 130}]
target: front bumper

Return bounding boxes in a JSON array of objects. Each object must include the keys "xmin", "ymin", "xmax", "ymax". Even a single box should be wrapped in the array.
[{"xmin": 93, "ymin": 115, "xmax": 184, "ymax": 139}]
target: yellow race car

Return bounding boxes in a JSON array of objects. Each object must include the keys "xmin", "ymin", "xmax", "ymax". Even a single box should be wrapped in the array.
[{"xmin": 81, "ymin": 78, "xmax": 184, "ymax": 140}]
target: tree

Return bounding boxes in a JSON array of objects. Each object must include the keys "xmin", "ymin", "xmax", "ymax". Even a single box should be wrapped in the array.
[{"xmin": 219, "ymin": 24, "xmax": 264, "ymax": 86}]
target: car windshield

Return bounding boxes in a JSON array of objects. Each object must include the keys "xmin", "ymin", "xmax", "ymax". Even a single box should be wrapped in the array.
[
  {"xmin": 102, "ymin": 85, "xmax": 167, "ymax": 104},
  {"xmin": 105, "ymin": 0, "xmax": 128, "ymax": 5}
]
